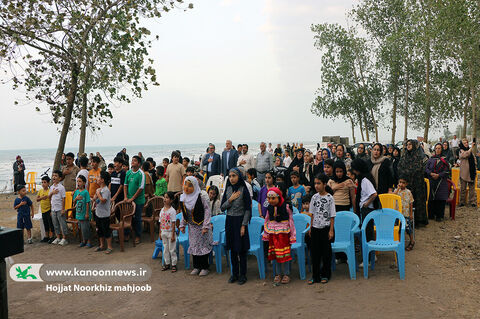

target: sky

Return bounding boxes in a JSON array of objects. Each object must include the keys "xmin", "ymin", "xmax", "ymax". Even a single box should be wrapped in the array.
[{"xmin": 0, "ymin": 0, "xmax": 451, "ymax": 151}]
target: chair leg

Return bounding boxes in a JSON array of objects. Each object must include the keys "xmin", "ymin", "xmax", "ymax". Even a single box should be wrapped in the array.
[
  {"xmin": 347, "ymin": 248, "xmax": 356, "ymax": 280},
  {"xmin": 149, "ymin": 221, "xmax": 154, "ymax": 242},
  {"xmin": 152, "ymin": 247, "xmax": 161, "ymax": 259},
  {"xmin": 297, "ymin": 248, "xmax": 306, "ymax": 280},
  {"xmin": 119, "ymin": 229, "xmax": 125, "ymax": 252},
  {"xmin": 398, "ymin": 250, "xmax": 405, "ymax": 280},
  {"xmin": 363, "ymin": 249, "xmax": 369, "ymax": 279},
  {"xmin": 370, "ymin": 251, "xmax": 375, "ymax": 270}
]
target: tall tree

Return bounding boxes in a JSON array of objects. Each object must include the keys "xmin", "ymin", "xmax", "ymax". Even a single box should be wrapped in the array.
[
  {"xmin": 311, "ymin": 23, "xmax": 382, "ymax": 142},
  {"xmin": 0, "ymin": 0, "xmax": 192, "ymax": 170}
]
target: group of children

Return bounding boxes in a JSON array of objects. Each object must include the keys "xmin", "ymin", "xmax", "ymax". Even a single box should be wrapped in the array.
[{"xmin": 13, "ymin": 146, "xmax": 415, "ymax": 286}]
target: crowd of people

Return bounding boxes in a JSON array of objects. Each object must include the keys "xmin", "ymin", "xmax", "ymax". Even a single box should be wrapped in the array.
[{"xmin": 12, "ymin": 136, "xmax": 478, "ymax": 285}]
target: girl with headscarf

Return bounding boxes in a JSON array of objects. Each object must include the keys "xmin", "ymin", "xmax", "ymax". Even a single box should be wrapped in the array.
[
  {"xmin": 13, "ymin": 155, "xmax": 26, "ymax": 193},
  {"xmin": 367, "ymin": 143, "xmax": 394, "ymax": 195},
  {"xmin": 398, "ymin": 139, "xmax": 427, "ymax": 226},
  {"xmin": 313, "ymin": 148, "xmax": 331, "ymax": 176},
  {"xmin": 327, "ymin": 161, "xmax": 356, "ymax": 212},
  {"xmin": 262, "ymin": 187, "xmax": 296, "ymax": 285},
  {"xmin": 286, "ymin": 148, "xmax": 304, "ymax": 187},
  {"xmin": 221, "ymin": 167, "xmax": 252, "ymax": 285},
  {"xmin": 441, "ymin": 141, "xmax": 454, "ymax": 166},
  {"xmin": 334, "ymin": 144, "xmax": 352, "ymax": 169},
  {"xmin": 426, "ymin": 143, "xmax": 450, "ymax": 221},
  {"xmin": 391, "ymin": 147, "xmax": 401, "ymax": 187},
  {"xmin": 300, "ymin": 150, "xmax": 315, "ymax": 194},
  {"xmin": 386, "ymin": 144, "xmax": 394, "ymax": 158},
  {"xmin": 179, "ymin": 176, "xmax": 213, "ymax": 276},
  {"xmin": 458, "ymin": 138, "xmax": 477, "ymax": 207},
  {"xmin": 356, "ymin": 144, "xmax": 368, "ymax": 161},
  {"xmin": 273, "ymin": 156, "xmax": 287, "ymax": 176}
]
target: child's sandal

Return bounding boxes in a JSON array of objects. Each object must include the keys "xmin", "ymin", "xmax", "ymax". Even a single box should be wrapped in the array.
[
  {"xmin": 171, "ymin": 265, "xmax": 177, "ymax": 273},
  {"xmin": 273, "ymin": 275, "xmax": 281, "ymax": 284},
  {"xmin": 307, "ymin": 278, "xmax": 315, "ymax": 285},
  {"xmin": 320, "ymin": 278, "xmax": 329, "ymax": 284},
  {"xmin": 161, "ymin": 265, "xmax": 171, "ymax": 271},
  {"xmin": 281, "ymin": 275, "xmax": 290, "ymax": 284},
  {"xmin": 406, "ymin": 242, "xmax": 415, "ymax": 251}
]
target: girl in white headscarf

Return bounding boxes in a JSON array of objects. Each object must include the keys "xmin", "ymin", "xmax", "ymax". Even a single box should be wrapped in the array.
[{"xmin": 179, "ymin": 176, "xmax": 213, "ymax": 276}]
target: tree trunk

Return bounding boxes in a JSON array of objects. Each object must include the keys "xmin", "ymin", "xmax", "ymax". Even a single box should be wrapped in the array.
[
  {"xmin": 79, "ymin": 92, "xmax": 87, "ymax": 154},
  {"xmin": 359, "ymin": 115, "xmax": 365, "ymax": 141},
  {"xmin": 463, "ymin": 93, "xmax": 470, "ymax": 138},
  {"xmin": 391, "ymin": 81, "xmax": 398, "ymax": 144},
  {"xmin": 369, "ymin": 108, "xmax": 379, "ymax": 142},
  {"xmin": 363, "ymin": 112, "xmax": 370, "ymax": 141},
  {"xmin": 423, "ymin": 38, "xmax": 431, "ymax": 142},
  {"xmin": 349, "ymin": 116, "xmax": 356, "ymax": 144},
  {"xmin": 404, "ymin": 67, "xmax": 409, "ymax": 141},
  {"xmin": 53, "ymin": 64, "xmax": 79, "ymax": 171},
  {"xmin": 469, "ymin": 64, "xmax": 477, "ymax": 152}
]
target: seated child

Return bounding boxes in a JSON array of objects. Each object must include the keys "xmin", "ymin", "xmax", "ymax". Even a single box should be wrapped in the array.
[
  {"xmin": 14, "ymin": 185, "xmax": 34, "ymax": 244},
  {"xmin": 37, "ymin": 176, "xmax": 55, "ymax": 243},
  {"xmin": 262, "ymin": 187, "xmax": 296, "ymax": 285},
  {"xmin": 394, "ymin": 176, "xmax": 415, "ymax": 250}
]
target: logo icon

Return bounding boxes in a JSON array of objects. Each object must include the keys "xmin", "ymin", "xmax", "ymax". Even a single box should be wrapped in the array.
[
  {"xmin": 15, "ymin": 266, "xmax": 37, "ymax": 280},
  {"xmin": 9, "ymin": 263, "xmax": 43, "ymax": 282}
]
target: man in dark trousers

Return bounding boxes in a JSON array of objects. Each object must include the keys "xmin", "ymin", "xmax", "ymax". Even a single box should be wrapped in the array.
[
  {"xmin": 202, "ymin": 143, "xmax": 221, "ymax": 181},
  {"xmin": 221, "ymin": 139, "xmax": 239, "ymax": 177}
]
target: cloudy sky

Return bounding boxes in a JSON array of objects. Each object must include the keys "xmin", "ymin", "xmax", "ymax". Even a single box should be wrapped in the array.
[{"xmin": 0, "ymin": 0, "xmax": 437, "ymax": 150}]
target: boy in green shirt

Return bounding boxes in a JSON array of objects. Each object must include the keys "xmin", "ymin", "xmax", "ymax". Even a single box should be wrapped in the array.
[
  {"xmin": 124, "ymin": 155, "xmax": 145, "ymax": 244},
  {"xmin": 155, "ymin": 166, "xmax": 167, "ymax": 197}
]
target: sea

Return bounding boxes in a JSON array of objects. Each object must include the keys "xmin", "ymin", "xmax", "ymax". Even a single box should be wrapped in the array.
[{"xmin": 1, "ymin": 142, "xmax": 317, "ymax": 193}]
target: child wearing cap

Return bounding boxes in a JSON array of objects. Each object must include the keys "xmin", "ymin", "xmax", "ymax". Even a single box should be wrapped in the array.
[
  {"xmin": 262, "ymin": 187, "xmax": 296, "ymax": 285},
  {"xmin": 13, "ymin": 185, "xmax": 34, "ymax": 244}
]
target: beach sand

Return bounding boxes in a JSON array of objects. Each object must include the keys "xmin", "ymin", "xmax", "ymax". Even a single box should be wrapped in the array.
[{"xmin": 1, "ymin": 193, "xmax": 479, "ymax": 318}]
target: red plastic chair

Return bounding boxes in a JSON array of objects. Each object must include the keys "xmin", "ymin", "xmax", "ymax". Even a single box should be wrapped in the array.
[{"xmin": 446, "ymin": 179, "xmax": 457, "ymax": 220}]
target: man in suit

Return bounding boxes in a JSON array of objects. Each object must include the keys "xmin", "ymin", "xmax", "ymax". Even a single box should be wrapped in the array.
[
  {"xmin": 202, "ymin": 143, "xmax": 221, "ymax": 181},
  {"xmin": 221, "ymin": 139, "xmax": 239, "ymax": 176}
]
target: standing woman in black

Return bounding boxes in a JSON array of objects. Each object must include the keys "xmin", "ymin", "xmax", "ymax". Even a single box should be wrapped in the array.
[{"xmin": 367, "ymin": 143, "xmax": 395, "ymax": 194}]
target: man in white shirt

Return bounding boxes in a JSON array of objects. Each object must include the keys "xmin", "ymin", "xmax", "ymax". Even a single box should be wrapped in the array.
[
  {"xmin": 450, "ymin": 135, "xmax": 459, "ymax": 160},
  {"xmin": 237, "ymin": 144, "xmax": 255, "ymax": 171},
  {"xmin": 267, "ymin": 143, "xmax": 274, "ymax": 154}
]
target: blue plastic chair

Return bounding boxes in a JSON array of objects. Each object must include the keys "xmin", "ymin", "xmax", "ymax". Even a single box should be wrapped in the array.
[
  {"xmin": 252, "ymin": 200, "xmax": 260, "ymax": 217},
  {"xmin": 152, "ymin": 238, "xmax": 164, "ymax": 264},
  {"xmin": 331, "ymin": 211, "xmax": 360, "ymax": 280},
  {"xmin": 290, "ymin": 213, "xmax": 311, "ymax": 279},
  {"xmin": 361, "ymin": 208, "xmax": 405, "ymax": 280},
  {"xmin": 210, "ymin": 215, "xmax": 227, "ymax": 273},
  {"xmin": 292, "ymin": 206, "xmax": 299, "ymax": 215},
  {"xmin": 176, "ymin": 212, "xmax": 190, "ymax": 269}
]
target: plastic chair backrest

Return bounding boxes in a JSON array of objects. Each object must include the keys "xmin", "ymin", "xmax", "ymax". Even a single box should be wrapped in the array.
[
  {"xmin": 293, "ymin": 213, "xmax": 310, "ymax": 243},
  {"xmin": 451, "ymin": 167, "xmax": 460, "ymax": 189},
  {"xmin": 26, "ymin": 172, "xmax": 36, "ymax": 183},
  {"xmin": 293, "ymin": 206, "xmax": 299, "ymax": 215},
  {"xmin": 334, "ymin": 211, "xmax": 360, "ymax": 243},
  {"xmin": 248, "ymin": 217, "xmax": 264, "ymax": 244},
  {"xmin": 424, "ymin": 178, "xmax": 430, "ymax": 202},
  {"xmin": 252, "ymin": 200, "xmax": 260, "ymax": 216},
  {"xmin": 378, "ymin": 194, "xmax": 402, "ymax": 213},
  {"xmin": 362, "ymin": 208, "xmax": 405, "ymax": 242},
  {"xmin": 211, "ymin": 215, "xmax": 226, "ymax": 242},
  {"xmin": 64, "ymin": 191, "xmax": 73, "ymax": 210},
  {"xmin": 115, "ymin": 201, "xmax": 136, "ymax": 224}
]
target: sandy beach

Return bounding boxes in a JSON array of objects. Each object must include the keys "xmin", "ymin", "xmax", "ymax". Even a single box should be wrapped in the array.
[{"xmin": 1, "ymin": 192, "xmax": 479, "ymax": 319}]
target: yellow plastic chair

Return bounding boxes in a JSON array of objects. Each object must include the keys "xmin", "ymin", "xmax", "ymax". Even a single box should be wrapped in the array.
[
  {"xmin": 451, "ymin": 167, "xmax": 460, "ymax": 204},
  {"xmin": 424, "ymin": 178, "xmax": 430, "ymax": 218},
  {"xmin": 26, "ymin": 172, "xmax": 37, "ymax": 193},
  {"xmin": 64, "ymin": 191, "xmax": 77, "ymax": 237},
  {"xmin": 64, "ymin": 191, "xmax": 73, "ymax": 211},
  {"xmin": 379, "ymin": 194, "xmax": 403, "ymax": 242}
]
